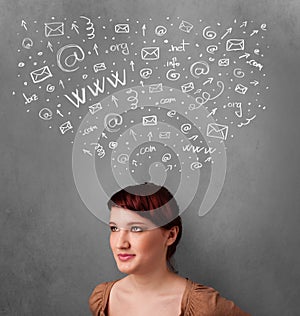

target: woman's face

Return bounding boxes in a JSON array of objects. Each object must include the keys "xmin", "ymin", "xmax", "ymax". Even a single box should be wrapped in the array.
[{"xmin": 109, "ymin": 206, "xmax": 174, "ymax": 275}]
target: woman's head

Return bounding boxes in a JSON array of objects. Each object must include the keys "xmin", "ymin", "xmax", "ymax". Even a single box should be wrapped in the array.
[{"xmin": 107, "ymin": 182, "xmax": 182, "ymax": 273}]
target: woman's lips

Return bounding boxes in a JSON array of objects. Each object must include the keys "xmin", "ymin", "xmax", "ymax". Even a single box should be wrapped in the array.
[{"xmin": 117, "ymin": 254, "xmax": 135, "ymax": 261}]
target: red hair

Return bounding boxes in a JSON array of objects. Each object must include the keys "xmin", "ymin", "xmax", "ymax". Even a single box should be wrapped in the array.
[{"xmin": 107, "ymin": 182, "xmax": 182, "ymax": 271}]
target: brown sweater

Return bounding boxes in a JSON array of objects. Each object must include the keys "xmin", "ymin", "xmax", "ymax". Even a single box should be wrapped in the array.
[{"xmin": 89, "ymin": 278, "xmax": 251, "ymax": 316}]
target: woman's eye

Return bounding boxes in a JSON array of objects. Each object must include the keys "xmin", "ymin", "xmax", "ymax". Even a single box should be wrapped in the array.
[
  {"xmin": 110, "ymin": 226, "xmax": 119, "ymax": 232},
  {"xmin": 131, "ymin": 226, "xmax": 143, "ymax": 232}
]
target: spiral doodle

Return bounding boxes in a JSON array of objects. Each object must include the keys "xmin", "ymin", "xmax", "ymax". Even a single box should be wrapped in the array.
[
  {"xmin": 166, "ymin": 69, "xmax": 181, "ymax": 81},
  {"xmin": 202, "ymin": 26, "xmax": 217, "ymax": 40}
]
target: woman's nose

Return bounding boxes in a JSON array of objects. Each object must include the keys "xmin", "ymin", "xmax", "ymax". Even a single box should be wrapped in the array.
[{"xmin": 116, "ymin": 229, "xmax": 130, "ymax": 248}]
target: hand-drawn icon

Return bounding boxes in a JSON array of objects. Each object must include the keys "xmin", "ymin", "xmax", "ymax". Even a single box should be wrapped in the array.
[
  {"xmin": 237, "ymin": 115, "xmax": 256, "ymax": 128},
  {"xmin": 149, "ymin": 83, "xmax": 163, "ymax": 93},
  {"xmin": 155, "ymin": 25, "xmax": 167, "ymax": 36},
  {"xmin": 166, "ymin": 69, "xmax": 180, "ymax": 81},
  {"xmin": 190, "ymin": 61, "xmax": 209, "ymax": 78},
  {"xmin": 93, "ymin": 143, "xmax": 106, "ymax": 158},
  {"xmin": 115, "ymin": 23, "xmax": 130, "ymax": 33},
  {"xmin": 206, "ymin": 45, "xmax": 218, "ymax": 54},
  {"xmin": 140, "ymin": 68, "xmax": 152, "ymax": 80},
  {"xmin": 226, "ymin": 39, "xmax": 245, "ymax": 51},
  {"xmin": 80, "ymin": 16, "xmax": 95, "ymax": 39},
  {"xmin": 181, "ymin": 82, "xmax": 194, "ymax": 93},
  {"xmin": 142, "ymin": 115, "xmax": 157, "ymax": 126},
  {"xmin": 181, "ymin": 123, "xmax": 192, "ymax": 134},
  {"xmin": 167, "ymin": 110, "xmax": 176, "ymax": 118},
  {"xmin": 235, "ymin": 83, "xmax": 248, "ymax": 95},
  {"xmin": 159, "ymin": 131, "xmax": 171, "ymax": 139},
  {"xmin": 104, "ymin": 113, "xmax": 123, "ymax": 132},
  {"xmin": 218, "ymin": 58, "xmax": 230, "ymax": 67},
  {"xmin": 30, "ymin": 66, "xmax": 53, "ymax": 83},
  {"xmin": 57, "ymin": 44, "xmax": 85, "ymax": 72},
  {"xmin": 38, "ymin": 108, "xmax": 52, "ymax": 120},
  {"xmin": 45, "ymin": 22, "xmax": 64, "ymax": 37},
  {"xmin": 179, "ymin": 20, "xmax": 194, "ymax": 33},
  {"xmin": 233, "ymin": 68, "xmax": 245, "ymax": 78},
  {"xmin": 109, "ymin": 141, "xmax": 118, "ymax": 150},
  {"xmin": 93, "ymin": 62, "xmax": 106, "ymax": 73},
  {"xmin": 190, "ymin": 162, "xmax": 203, "ymax": 171},
  {"xmin": 22, "ymin": 38, "xmax": 33, "ymax": 49},
  {"xmin": 46, "ymin": 84, "xmax": 55, "ymax": 92},
  {"xmin": 117, "ymin": 154, "xmax": 129, "ymax": 164},
  {"xmin": 126, "ymin": 88, "xmax": 139, "ymax": 109},
  {"xmin": 141, "ymin": 47, "xmax": 160, "ymax": 60},
  {"xmin": 59, "ymin": 121, "xmax": 73, "ymax": 134},
  {"xmin": 162, "ymin": 153, "xmax": 171, "ymax": 163},
  {"xmin": 207, "ymin": 123, "xmax": 228, "ymax": 140},
  {"xmin": 202, "ymin": 26, "xmax": 217, "ymax": 40},
  {"xmin": 89, "ymin": 102, "xmax": 102, "ymax": 115}
]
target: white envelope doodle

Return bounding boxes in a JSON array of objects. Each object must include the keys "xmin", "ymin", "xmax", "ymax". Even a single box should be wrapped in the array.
[
  {"xmin": 141, "ymin": 47, "xmax": 160, "ymax": 60},
  {"xmin": 30, "ymin": 66, "xmax": 53, "ymax": 83},
  {"xmin": 93, "ymin": 63, "xmax": 106, "ymax": 73},
  {"xmin": 59, "ymin": 121, "xmax": 73, "ymax": 134},
  {"xmin": 235, "ymin": 83, "xmax": 248, "ymax": 95},
  {"xmin": 45, "ymin": 22, "xmax": 64, "ymax": 37},
  {"xmin": 207, "ymin": 123, "xmax": 228, "ymax": 140},
  {"xmin": 218, "ymin": 58, "xmax": 230, "ymax": 67},
  {"xmin": 115, "ymin": 23, "xmax": 130, "ymax": 33},
  {"xmin": 149, "ymin": 83, "xmax": 163, "ymax": 93},
  {"xmin": 226, "ymin": 39, "xmax": 245, "ymax": 51},
  {"xmin": 181, "ymin": 82, "xmax": 194, "ymax": 93},
  {"xmin": 179, "ymin": 20, "xmax": 194, "ymax": 33},
  {"xmin": 89, "ymin": 102, "xmax": 102, "ymax": 115},
  {"xmin": 142, "ymin": 115, "xmax": 157, "ymax": 126},
  {"xmin": 159, "ymin": 132, "xmax": 171, "ymax": 139}
]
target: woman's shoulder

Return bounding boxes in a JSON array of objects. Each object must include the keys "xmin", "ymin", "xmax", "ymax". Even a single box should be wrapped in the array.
[
  {"xmin": 184, "ymin": 279, "xmax": 251, "ymax": 316},
  {"xmin": 88, "ymin": 279, "xmax": 120, "ymax": 316}
]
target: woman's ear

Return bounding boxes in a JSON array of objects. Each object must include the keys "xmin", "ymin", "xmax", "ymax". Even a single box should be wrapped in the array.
[{"xmin": 166, "ymin": 226, "xmax": 179, "ymax": 246}]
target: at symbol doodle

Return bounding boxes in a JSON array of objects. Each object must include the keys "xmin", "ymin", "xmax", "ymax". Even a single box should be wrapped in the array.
[{"xmin": 104, "ymin": 113, "xmax": 123, "ymax": 133}]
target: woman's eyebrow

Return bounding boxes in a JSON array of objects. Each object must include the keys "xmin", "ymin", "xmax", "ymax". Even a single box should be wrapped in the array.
[{"xmin": 109, "ymin": 221, "xmax": 146, "ymax": 225}]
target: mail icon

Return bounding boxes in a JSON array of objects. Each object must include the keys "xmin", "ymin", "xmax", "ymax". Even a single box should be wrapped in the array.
[
  {"xmin": 179, "ymin": 20, "xmax": 194, "ymax": 33},
  {"xmin": 115, "ymin": 23, "xmax": 130, "ymax": 33},
  {"xmin": 181, "ymin": 82, "xmax": 194, "ymax": 93},
  {"xmin": 59, "ymin": 121, "xmax": 73, "ymax": 135},
  {"xmin": 226, "ymin": 39, "xmax": 245, "ymax": 51},
  {"xmin": 45, "ymin": 22, "xmax": 64, "ymax": 37},
  {"xmin": 207, "ymin": 123, "xmax": 228, "ymax": 141},
  {"xmin": 235, "ymin": 83, "xmax": 248, "ymax": 95},
  {"xmin": 89, "ymin": 102, "xmax": 102, "ymax": 115},
  {"xmin": 142, "ymin": 115, "xmax": 157, "ymax": 126},
  {"xmin": 93, "ymin": 63, "xmax": 106, "ymax": 73},
  {"xmin": 141, "ymin": 47, "xmax": 160, "ymax": 60},
  {"xmin": 159, "ymin": 132, "xmax": 171, "ymax": 139},
  {"xmin": 218, "ymin": 58, "xmax": 230, "ymax": 67},
  {"xmin": 149, "ymin": 83, "xmax": 163, "ymax": 93},
  {"xmin": 30, "ymin": 66, "xmax": 53, "ymax": 83}
]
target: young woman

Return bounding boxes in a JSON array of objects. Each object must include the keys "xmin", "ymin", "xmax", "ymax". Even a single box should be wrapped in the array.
[{"xmin": 89, "ymin": 182, "xmax": 250, "ymax": 316}]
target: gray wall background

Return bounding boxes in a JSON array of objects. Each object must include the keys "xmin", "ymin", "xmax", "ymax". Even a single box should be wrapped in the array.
[{"xmin": 1, "ymin": 0, "xmax": 300, "ymax": 315}]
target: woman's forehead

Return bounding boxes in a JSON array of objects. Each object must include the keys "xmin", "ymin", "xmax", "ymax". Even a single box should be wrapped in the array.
[{"xmin": 110, "ymin": 206, "xmax": 155, "ymax": 226}]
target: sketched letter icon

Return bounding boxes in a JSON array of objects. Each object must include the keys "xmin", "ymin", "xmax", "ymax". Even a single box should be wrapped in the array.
[
  {"xmin": 149, "ymin": 83, "xmax": 163, "ymax": 93},
  {"xmin": 59, "ymin": 121, "xmax": 73, "ymax": 134},
  {"xmin": 115, "ymin": 24, "xmax": 130, "ymax": 33},
  {"xmin": 226, "ymin": 39, "xmax": 245, "ymax": 51},
  {"xmin": 235, "ymin": 83, "xmax": 248, "ymax": 94},
  {"xmin": 45, "ymin": 22, "xmax": 64, "ymax": 37},
  {"xmin": 93, "ymin": 63, "xmax": 106, "ymax": 73},
  {"xmin": 181, "ymin": 82, "xmax": 194, "ymax": 93},
  {"xmin": 207, "ymin": 123, "xmax": 228, "ymax": 140},
  {"xmin": 179, "ymin": 20, "xmax": 194, "ymax": 33},
  {"xmin": 142, "ymin": 115, "xmax": 158, "ymax": 126},
  {"xmin": 89, "ymin": 102, "xmax": 102, "ymax": 115},
  {"xmin": 30, "ymin": 66, "xmax": 53, "ymax": 83},
  {"xmin": 141, "ymin": 47, "xmax": 160, "ymax": 60}
]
